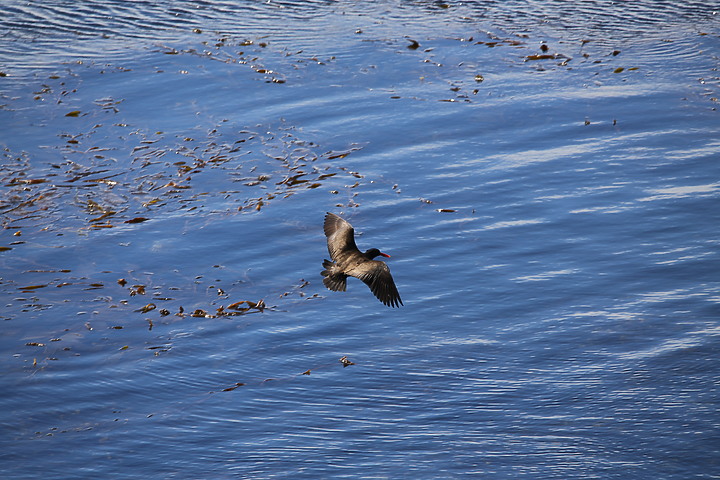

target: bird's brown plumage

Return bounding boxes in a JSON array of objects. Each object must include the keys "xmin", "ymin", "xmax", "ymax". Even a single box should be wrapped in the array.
[{"xmin": 321, "ymin": 212, "xmax": 403, "ymax": 308}]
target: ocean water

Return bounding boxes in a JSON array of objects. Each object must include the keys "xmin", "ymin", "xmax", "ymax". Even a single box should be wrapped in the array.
[{"xmin": 1, "ymin": 1, "xmax": 719, "ymax": 478}]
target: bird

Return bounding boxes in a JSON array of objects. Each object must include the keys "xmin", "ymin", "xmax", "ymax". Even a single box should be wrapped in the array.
[{"xmin": 321, "ymin": 212, "xmax": 403, "ymax": 308}]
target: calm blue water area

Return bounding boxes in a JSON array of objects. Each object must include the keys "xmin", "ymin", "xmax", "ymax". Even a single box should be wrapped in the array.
[{"xmin": 1, "ymin": 1, "xmax": 719, "ymax": 478}]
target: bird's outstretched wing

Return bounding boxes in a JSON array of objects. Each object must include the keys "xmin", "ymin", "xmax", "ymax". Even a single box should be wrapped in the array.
[
  {"xmin": 348, "ymin": 260, "xmax": 403, "ymax": 308},
  {"xmin": 324, "ymin": 212, "xmax": 359, "ymax": 261}
]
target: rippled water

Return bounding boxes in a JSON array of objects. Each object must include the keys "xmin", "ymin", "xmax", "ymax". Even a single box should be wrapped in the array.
[{"xmin": 1, "ymin": 1, "xmax": 719, "ymax": 479}]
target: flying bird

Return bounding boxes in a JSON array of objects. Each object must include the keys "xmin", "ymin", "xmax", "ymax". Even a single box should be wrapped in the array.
[{"xmin": 321, "ymin": 212, "xmax": 403, "ymax": 308}]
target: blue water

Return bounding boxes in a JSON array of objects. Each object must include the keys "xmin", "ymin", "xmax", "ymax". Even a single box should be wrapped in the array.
[{"xmin": 1, "ymin": 1, "xmax": 719, "ymax": 478}]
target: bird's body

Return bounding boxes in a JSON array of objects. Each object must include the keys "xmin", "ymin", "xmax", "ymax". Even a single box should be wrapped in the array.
[{"xmin": 321, "ymin": 212, "xmax": 403, "ymax": 308}]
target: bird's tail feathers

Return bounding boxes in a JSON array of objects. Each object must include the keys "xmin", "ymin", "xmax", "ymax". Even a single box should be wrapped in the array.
[{"xmin": 321, "ymin": 259, "xmax": 347, "ymax": 292}]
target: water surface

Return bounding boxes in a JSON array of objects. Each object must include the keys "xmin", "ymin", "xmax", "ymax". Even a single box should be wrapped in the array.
[{"xmin": 1, "ymin": 1, "xmax": 719, "ymax": 478}]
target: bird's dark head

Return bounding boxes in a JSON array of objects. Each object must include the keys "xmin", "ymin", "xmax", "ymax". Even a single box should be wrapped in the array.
[{"xmin": 364, "ymin": 248, "xmax": 391, "ymax": 260}]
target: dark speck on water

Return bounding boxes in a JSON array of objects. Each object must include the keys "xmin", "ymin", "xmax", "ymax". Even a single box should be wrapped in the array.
[{"xmin": 0, "ymin": 1, "xmax": 718, "ymax": 478}]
